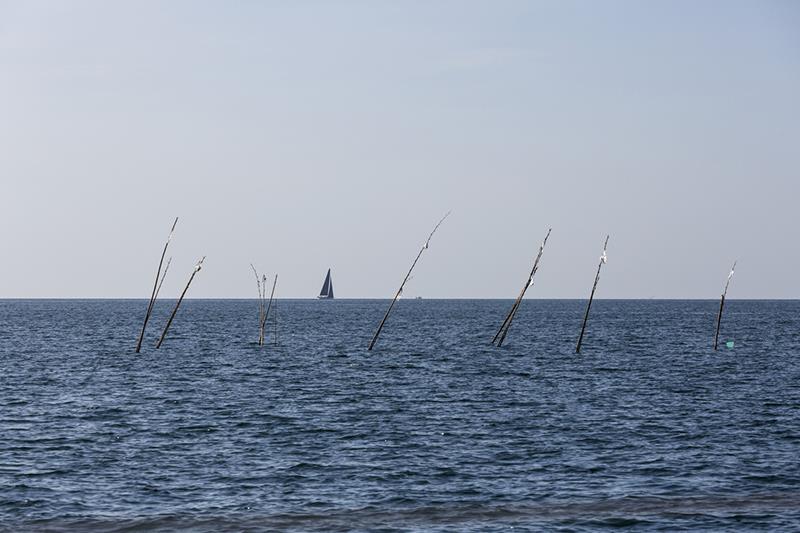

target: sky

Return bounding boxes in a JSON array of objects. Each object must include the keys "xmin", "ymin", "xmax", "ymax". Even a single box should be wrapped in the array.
[{"xmin": 1, "ymin": 0, "xmax": 798, "ymax": 299}]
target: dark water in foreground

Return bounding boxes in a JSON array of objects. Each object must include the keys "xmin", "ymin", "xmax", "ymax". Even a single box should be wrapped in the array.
[{"xmin": 1, "ymin": 299, "xmax": 799, "ymax": 532}]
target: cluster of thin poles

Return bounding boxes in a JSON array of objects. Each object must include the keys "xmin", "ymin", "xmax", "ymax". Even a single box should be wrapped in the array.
[
  {"xmin": 491, "ymin": 228, "xmax": 552, "ymax": 348},
  {"xmin": 366, "ymin": 214, "xmax": 736, "ymax": 352},
  {"xmin": 135, "ymin": 218, "xmax": 206, "ymax": 352},
  {"xmin": 137, "ymin": 216, "xmax": 737, "ymax": 353},
  {"xmin": 135, "ymin": 218, "xmax": 177, "ymax": 353},
  {"xmin": 251, "ymin": 265, "xmax": 278, "ymax": 346}
]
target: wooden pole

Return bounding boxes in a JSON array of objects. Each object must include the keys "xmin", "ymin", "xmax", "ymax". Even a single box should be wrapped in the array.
[
  {"xmin": 492, "ymin": 228, "xmax": 551, "ymax": 347},
  {"xmin": 262, "ymin": 274, "xmax": 277, "ymax": 345},
  {"xmin": 713, "ymin": 296, "xmax": 725, "ymax": 351},
  {"xmin": 251, "ymin": 265, "xmax": 266, "ymax": 345},
  {"xmin": 368, "ymin": 212, "xmax": 450, "ymax": 351},
  {"xmin": 259, "ymin": 275, "xmax": 267, "ymax": 344},
  {"xmin": 576, "ymin": 235, "xmax": 609, "ymax": 353},
  {"xmin": 714, "ymin": 261, "xmax": 736, "ymax": 351},
  {"xmin": 153, "ymin": 257, "xmax": 172, "ymax": 304},
  {"xmin": 491, "ymin": 293, "xmax": 521, "ymax": 346},
  {"xmin": 155, "ymin": 256, "xmax": 205, "ymax": 349},
  {"xmin": 135, "ymin": 217, "xmax": 178, "ymax": 353},
  {"xmin": 494, "ymin": 300, "xmax": 522, "ymax": 348},
  {"xmin": 272, "ymin": 283, "xmax": 278, "ymax": 346}
]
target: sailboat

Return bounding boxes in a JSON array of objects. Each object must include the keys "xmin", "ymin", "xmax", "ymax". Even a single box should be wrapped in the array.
[{"xmin": 317, "ymin": 268, "xmax": 334, "ymax": 299}]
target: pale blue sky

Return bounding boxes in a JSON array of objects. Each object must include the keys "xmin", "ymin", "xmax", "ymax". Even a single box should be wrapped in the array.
[{"xmin": 1, "ymin": 1, "xmax": 798, "ymax": 298}]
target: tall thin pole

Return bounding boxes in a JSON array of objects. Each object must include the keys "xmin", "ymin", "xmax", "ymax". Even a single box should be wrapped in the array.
[
  {"xmin": 155, "ymin": 257, "xmax": 205, "ymax": 349},
  {"xmin": 368, "ymin": 212, "xmax": 450, "ymax": 351},
  {"xmin": 576, "ymin": 235, "xmax": 609, "ymax": 354},
  {"xmin": 492, "ymin": 228, "xmax": 551, "ymax": 347},
  {"xmin": 714, "ymin": 261, "xmax": 736, "ymax": 351},
  {"xmin": 135, "ymin": 217, "xmax": 178, "ymax": 353},
  {"xmin": 251, "ymin": 265, "xmax": 266, "ymax": 345},
  {"xmin": 263, "ymin": 274, "xmax": 278, "ymax": 344},
  {"xmin": 493, "ymin": 297, "xmax": 524, "ymax": 348},
  {"xmin": 153, "ymin": 257, "xmax": 172, "ymax": 304},
  {"xmin": 259, "ymin": 275, "xmax": 266, "ymax": 345},
  {"xmin": 273, "ymin": 284, "xmax": 278, "ymax": 346}
]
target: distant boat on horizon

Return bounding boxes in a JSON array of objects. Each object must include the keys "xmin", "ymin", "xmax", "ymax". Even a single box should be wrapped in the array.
[{"xmin": 318, "ymin": 268, "xmax": 334, "ymax": 299}]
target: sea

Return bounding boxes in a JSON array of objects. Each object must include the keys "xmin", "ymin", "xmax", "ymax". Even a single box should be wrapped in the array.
[{"xmin": 1, "ymin": 299, "xmax": 798, "ymax": 532}]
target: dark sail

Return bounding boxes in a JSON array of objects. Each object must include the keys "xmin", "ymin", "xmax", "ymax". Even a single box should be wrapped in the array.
[{"xmin": 318, "ymin": 269, "xmax": 334, "ymax": 299}]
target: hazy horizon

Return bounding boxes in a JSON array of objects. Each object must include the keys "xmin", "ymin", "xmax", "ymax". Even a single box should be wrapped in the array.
[
  {"xmin": 2, "ymin": 296, "xmax": 799, "ymax": 302},
  {"xmin": 2, "ymin": 1, "xmax": 798, "ymax": 299}
]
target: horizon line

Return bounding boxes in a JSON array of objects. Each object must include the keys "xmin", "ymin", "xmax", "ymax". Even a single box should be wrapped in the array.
[{"xmin": 0, "ymin": 297, "xmax": 798, "ymax": 301}]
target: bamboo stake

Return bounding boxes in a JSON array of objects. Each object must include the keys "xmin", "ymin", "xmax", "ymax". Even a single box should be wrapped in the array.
[
  {"xmin": 368, "ymin": 212, "xmax": 451, "ymax": 351},
  {"xmin": 273, "ymin": 283, "xmax": 278, "ymax": 346},
  {"xmin": 251, "ymin": 265, "xmax": 266, "ymax": 345},
  {"xmin": 135, "ymin": 217, "xmax": 178, "ymax": 353},
  {"xmin": 492, "ymin": 229, "xmax": 551, "ymax": 347},
  {"xmin": 492, "ymin": 228, "xmax": 551, "ymax": 347},
  {"xmin": 576, "ymin": 235, "xmax": 609, "ymax": 354},
  {"xmin": 154, "ymin": 257, "xmax": 172, "ymax": 303},
  {"xmin": 155, "ymin": 256, "xmax": 205, "ymax": 349},
  {"xmin": 259, "ymin": 275, "xmax": 267, "ymax": 344},
  {"xmin": 259, "ymin": 268, "xmax": 267, "ymax": 345},
  {"xmin": 262, "ymin": 274, "xmax": 278, "ymax": 344},
  {"xmin": 714, "ymin": 261, "xmax": 736, "ymax": 351}
]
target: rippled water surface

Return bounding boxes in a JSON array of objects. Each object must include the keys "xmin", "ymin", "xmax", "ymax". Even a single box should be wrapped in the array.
[{"xmin": 1, "ymin": 299, "xmax": 799, "ymax": 531}]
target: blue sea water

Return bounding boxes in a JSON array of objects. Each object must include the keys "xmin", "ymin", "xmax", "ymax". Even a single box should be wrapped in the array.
[{"xmin": 0, "ymin": 299, "xmax": 799, "ymax": 532}]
